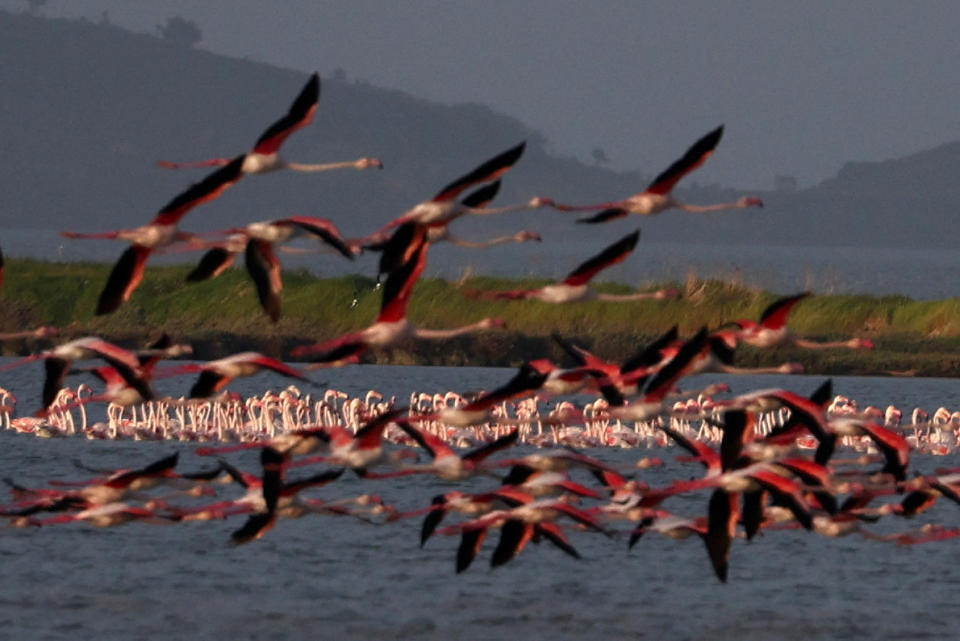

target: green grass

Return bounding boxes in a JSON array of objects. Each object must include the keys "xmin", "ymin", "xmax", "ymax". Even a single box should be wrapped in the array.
[{"xmin": 1, "ymin": 258, "xmax": 958, "ymax": 375}]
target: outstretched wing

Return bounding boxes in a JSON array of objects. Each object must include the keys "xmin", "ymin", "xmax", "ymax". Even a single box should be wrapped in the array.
[
  {"xmin": 283, "ymin": 216, "xmax": 354, "ymax": 259},
  {"xmin": 150, "ymin": 155, "xmax": 245, "ymax": 226},
  {"xmin": 245, "ymin": 240, "xmax": 283, "ymax": 322},
  {"xmin": 645, "ymin": 125, "xmax": 723, "ymax": 195},
  {"xmin": 96, "ymin": 246, "xmax": 153, "ymax": 315},
  {"xmin": 758, "ymin": 292, "xmax": 811, "ymax": 330},
  {"xmin": 562, "ymin": 230, "xmax": 640, "ymax": 286},
  {"xmin": 252, "ymin": 73, "xmax": 320, "ymax": 155},
  {"xmin": 432, "ymin": 142, "xmax": 525, "ymax": 202}
]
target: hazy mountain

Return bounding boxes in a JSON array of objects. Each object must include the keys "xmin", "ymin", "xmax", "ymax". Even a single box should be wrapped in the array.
[{"xmin": 1, "ymin": 10, "xmax": 956, "ymax": 251}]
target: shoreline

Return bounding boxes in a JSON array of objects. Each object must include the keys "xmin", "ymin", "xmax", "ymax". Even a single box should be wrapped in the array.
[{"xmin": 0, "ymin": 259, "xmax": 958, "ymax": 377}]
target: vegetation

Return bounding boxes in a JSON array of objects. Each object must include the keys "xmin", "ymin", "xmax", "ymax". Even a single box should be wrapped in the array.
[{"xmin": 1, "ymin": 259, "xmax": 958, "ymax": 376}]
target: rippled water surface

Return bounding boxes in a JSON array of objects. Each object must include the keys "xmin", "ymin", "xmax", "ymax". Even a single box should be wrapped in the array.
[{"xmin": 1, "ymin": 365, "xmax": 959, "ymax": 640}]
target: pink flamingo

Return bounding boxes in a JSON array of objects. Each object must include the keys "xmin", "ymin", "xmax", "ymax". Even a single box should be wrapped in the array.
[
  {"xmin": 729, "ymin": 292, "xmax": 874, "ymax": 350},
  {"xmin": 465, "ymin": 229, "xmax": 678, "ymax": 303},
  {"xmin": 158, "ymin": 73, "xmax": 382, "ymax": 175},
  {"xmin": 551, "ymin": 126, "xmax": 763, "ymax": 223},
  {"xmin": 63, "ymin": 156, "xmax": 245, "ymax": 314},
  {"xmin": 291, "ymin": 227, "xmax": 504, "ymax": 367}
]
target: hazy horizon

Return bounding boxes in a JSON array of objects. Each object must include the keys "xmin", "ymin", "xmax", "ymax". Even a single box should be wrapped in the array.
[{"xmin": 5, "ymin": 1, "xmax": 960, "ymax": 191}]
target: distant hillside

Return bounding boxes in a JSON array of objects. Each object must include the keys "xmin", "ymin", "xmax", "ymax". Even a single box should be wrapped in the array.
[{"xmin": 0, "ymin": 10, "xmax": 956, "ymax": 250}]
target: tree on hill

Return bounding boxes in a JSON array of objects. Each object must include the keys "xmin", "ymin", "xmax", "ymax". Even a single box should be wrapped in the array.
[{"xmin": 156, "ymin": 16, "xmax": 202, "ymax": 48}]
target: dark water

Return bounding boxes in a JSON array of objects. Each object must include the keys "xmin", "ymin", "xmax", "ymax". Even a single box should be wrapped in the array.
[
  {"xmin": 3, "ymin": 227, "xmax": 958, "ymax": 299},
  {"xmin": 1, "ymin": 365, "xmax": 959, "ymax": 639}
]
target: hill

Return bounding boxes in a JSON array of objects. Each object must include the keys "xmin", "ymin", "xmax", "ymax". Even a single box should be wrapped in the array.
[{"xmin": 0, "ymin": 10, "xmax": 957, "ymax": 251}]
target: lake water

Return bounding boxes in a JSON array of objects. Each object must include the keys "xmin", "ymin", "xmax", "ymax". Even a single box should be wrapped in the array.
[
  {"xmin": 2, "ymin": 227, "xmax": 958, "ymax": 300},
  {"xmin": 1, "ymin": 364, "xmax": 959, "ymax": 640}
]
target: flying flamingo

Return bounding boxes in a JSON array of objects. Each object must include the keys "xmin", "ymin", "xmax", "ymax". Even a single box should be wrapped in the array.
[
  {"xmin": 63, "ymin": 156, "xmax": 245, "ymax": 314},
  {"xmin": 369, "ymin": 144, "xmax": 551, "ymax": 277},
  {"xmin": 0, "ymin": 336, "xmax": 149, "ymax": 411},
  {"xmin": 728, "ymin": 292, "xmax": 875, "ymax": 350},
  {"xmin": 361, "ymin": 180, "xmax": 542, "ymax": 262},
  {"xmin": 550, "ymin": 126, "xmax": 763, "ymax": 223},
  {"xmin": 188, "ymin": 216, "xmax": 354, "ymax": 322},
  {"xmin": 157, "ymin": 73, "xmax": 383, "ymax": 175},
  {"xmin": 162, "ymin": 352, "xmax": 310, "ymax": 399},
  {"xmin": 464, "ymin": 229, "xmax": 678, "ymax": 303},
  {"xmin": 291, "ymin": 227, "xmax": 505, "ymax": 367}
]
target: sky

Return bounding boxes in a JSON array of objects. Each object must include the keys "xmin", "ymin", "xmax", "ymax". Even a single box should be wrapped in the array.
[{"xmin": 7, "ymin": 0, "xmax": 960, "ymax": 190}]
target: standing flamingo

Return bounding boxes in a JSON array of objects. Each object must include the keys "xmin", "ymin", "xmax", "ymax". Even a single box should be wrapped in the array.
[
  {"xmin": 63, "ymin": 156, "xmax": 245, "ymax": 314},
  {"xmin": 551, "ymin": 126, "xmax": 763, "ymax": 222},
  {"xmin": 464, "ymin": 229, "xmax": 678, "ymax": 303},
  {"xmin": 157, "ymin": 73, "xmax": 382, "ymax": 175}
]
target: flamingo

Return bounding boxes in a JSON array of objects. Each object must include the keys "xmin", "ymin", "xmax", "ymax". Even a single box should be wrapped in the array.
[
  {"xmin": 0, "ymin": 336, "xmax": 148, "ymax": 411},
  {"xmin": 188, "ymin": 216, "xmax": 354, "ymax": 322},
  {"xmin": 550, "ymin": 126, "xmax": 763, "ymax": 222},
  {"xmin": 465, "ymin": 229, "xmax": 678, "ymax": 303},
  {"xmin": 369, "ymin": 144, "xmax": 551, "ymax": 278},
  {"xmin": 157, "ymin": 73, "xmax": 383, "ymax": 175},
  {"xmin": 362, "ymin": 179, "xmax": 543, "ymax": 269},
  {"xmin": 165, "ymin": 352, "xmax": 310, "ymax": 399},
  {"xmin": 729, "ymin": 292, "xmax": 874, "ymax": 350},
  {"xmin": 63, "ymin": 156, "xmax": 245, "ymax": 314},
  {"xmin": 291, "ymin": 227, "xmax": 504, "ymax": 367}
]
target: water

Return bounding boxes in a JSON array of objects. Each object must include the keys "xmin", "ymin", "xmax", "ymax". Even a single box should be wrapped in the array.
[
  {"xmin": 1, "ymin": 364, "xmax": 959, "ymax": 639},
  {"xmin": 3, "ymin": 227, "xmax": 958, "ymax": 299}
]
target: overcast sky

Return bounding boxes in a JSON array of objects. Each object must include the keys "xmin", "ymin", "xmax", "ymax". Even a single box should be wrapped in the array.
[{"xmin": 7, "ymin": 0, "xmax": 960, "ymax": 189}]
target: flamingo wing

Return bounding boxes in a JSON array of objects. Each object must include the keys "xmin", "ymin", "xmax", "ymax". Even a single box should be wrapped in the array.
[
  {"xmin": 189, "ymin": 370, "xmax": 230, "ymax": 398},
  {"xmin": 491, "ymin": 520, "xmax": 535, "ymax": 568},
  {"xmin": 461, "ymin": 364, "xmax": 548, "ymax": 411},
  {"xmin": 645, "ymin": 125, "xmax": 723, "ymax": 195},
  {"xmin": 283, "ymin": 216, "xmax": 354, "ymax": 259},
  {"xmin": 251, "ymin": 73, "xmax": 320, "ymax": 155},
  {"xmin": 621, "ymin": 325, "xmax": 679, "ymax": 373},
  {"xmin": 377, "ymin": 231, "xmax": 429, "ymax": 323},
  {"xmin": 150, "ymin": 155, "xmax": 245, "ymax": 226},
  {"xmin": 0, "ymin": 243, "xmax": 4, "ymax": 289},
  {"xmin": 561, "ymin": 229, "xmax": 640, "ymax": 286},
  {"xmin": 186, "ymin": 247, "xmax": 237, "ymax": 282},
  {"xmin": 758, "ymin": 292, "xmax": 811, "ymax": 330},
  {"xmin": 703, "ymin": 488, "xmax": 737, "ymax": 583},
  {"xmin": 462, "ymin": 428, "xmax": 519, "ymax": 464},
  {"xmin": 460, "ymin": 179, "xmax": 501, "ymax": 209},
  {"xmin": 374, "ymin": 221, "xmax": 425, "ymax": 278},
  {"xmin": 456, "ymin": 527, "xmax": 488, "ymax": 573},
  {"xmin": 394, "ymin": 421, "xmax": 446, "ymax": 460},
  {"xmin": 432, "ymin": 142, "xmax": 525, "ymax": 202},
  {"xmin": 96, "ymin": 246, "xmax": 153, "ymax": 315},
  {"xmin": 420, "ymin": 495, "xmax": 449, "ymax": 547},
  {"xmin": 41, "ymin": 358, "xmax": 71, "ymax": 409},
  {"xmin": 245, "ymin": 240, "xmax": 283, "ymax": 322},
  {"xmin": 576, "ymin": 207, "xmax": 629, "ymax": 224},
  {"xmin": 642, "ymin": 328, "xmax": 709, "ymax": 402},
  {"xmin": 231, "ymin": 512, "xmax": 278, "ymax": 545},
  {"xmin": 536, "ymin": 522, "xmax": 581, "ymax": 559},
  {"xmin": 353, "ymin": 408, "xmax": 406, "ymax": 450}
]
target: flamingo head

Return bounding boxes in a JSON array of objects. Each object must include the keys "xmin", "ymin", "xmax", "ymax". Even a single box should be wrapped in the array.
[
  {"xmin": 479, "ymin": 318, "xmax": 507, "ymax": 330},
  {"xmin": 739, "ymin": 196, "xmax": 764, "ymax": 208},
  {"xmin": 528, "ymin": 196, "xmax": 555, "ymax": 208},
  {"xmin": 850, "ymin": 338, "xmax": 874, "ymax": 349},
  {"xmin": 515, "ymin": 230, "xmax": 542, "ymax": 243},
  {"xmin": 357, "ymin": 157, "xmax": 383, "ymax": 170},
  {"xmin": 778, "ymin": 362, "xmax": 805, "ymax": 374},
  {"xmin": 33, "ymin": 325, "xmax": 59, "ymax": 339},
  {"xmin": 655, "ymin": 287, "xmax": 681, "ymax": 300}
]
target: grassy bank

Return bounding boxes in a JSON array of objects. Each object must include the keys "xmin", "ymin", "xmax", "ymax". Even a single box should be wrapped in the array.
[{"xmin": 1, "ymin": 258, "xmax": 958, "ymax": 376}]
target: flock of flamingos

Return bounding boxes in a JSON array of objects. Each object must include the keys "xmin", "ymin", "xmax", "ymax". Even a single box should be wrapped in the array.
[{"xmin": 1, "ymin": 72, "xmax": 959, "ymax": 582}]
